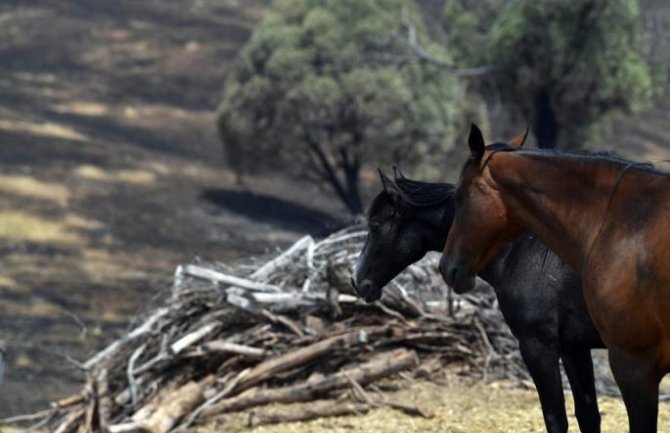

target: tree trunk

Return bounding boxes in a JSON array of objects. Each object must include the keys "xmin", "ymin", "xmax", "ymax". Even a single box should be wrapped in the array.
[
  {"xmin": 302, "ymin": 128, "xmax": 364, "ymax": 215},
  {"xmin": 341, "ymin": 152, "xmax": 363, "ymax": 215},
  {"xmin": 348, "ymin": 185, "xmax": 363, "ymax": 215},
  {"xmin": 338, "ymin": 135, "xmax": 363, "ymax": 215},
  {"xmin": 326, "ymin": 162, "xmax": 363, "ymax": 215},
  {"xmin": 326, "ymin": 169, "xmax": 362, "ymax": 215},
  {"xmin": 341, "ymin": 181, "xmax": 363, "ymax": 215},
  {"xmin": 533, "ymin": 89, "xmax": 559, "ymax": 149}
]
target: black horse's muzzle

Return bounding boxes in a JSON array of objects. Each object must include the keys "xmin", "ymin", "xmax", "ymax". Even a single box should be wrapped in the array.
[
  {"xmin": 439, "ymin": 256, "xmax": 475, "ymax": 294},
  {"xmin": 350, "ymin": 277, "xmax": 382, "ymax": 303}
]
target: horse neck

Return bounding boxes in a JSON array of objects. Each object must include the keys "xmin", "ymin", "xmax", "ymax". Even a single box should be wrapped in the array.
[
  {"xmin": 477, "ymin": 242, "xmax": 515, "ymax": 287},
  {"xmin": 490, "ymin": 152, "xmax": 623, "ymax": 273},
  {"xmin": 414, "ymin": 203, "xmax": 452, "ymax": 253}
]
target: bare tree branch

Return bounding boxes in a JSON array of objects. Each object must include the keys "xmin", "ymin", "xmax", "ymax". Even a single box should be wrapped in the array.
[{"xmin": 397, "ymin": 8, "xmax": 495, "ymax": 77}]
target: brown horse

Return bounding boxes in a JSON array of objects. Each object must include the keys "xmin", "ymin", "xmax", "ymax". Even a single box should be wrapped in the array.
[{"xmin": 439, "ymin": 124, "xmax": 670, "ymax": 433}]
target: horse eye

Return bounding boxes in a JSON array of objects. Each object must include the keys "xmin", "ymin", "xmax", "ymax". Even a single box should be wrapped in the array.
[{"xmin": 370, "ymin": 221, "xmax": 381, "ymax": 230}]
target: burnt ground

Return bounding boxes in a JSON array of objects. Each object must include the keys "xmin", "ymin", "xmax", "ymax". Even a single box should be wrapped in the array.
[
  {"xmin": 0, "ymin": 0, "xmax": 668, "ymax": 419},
  {"xmin": 0, "ymin": 0, "xmax": 351, "ymax": 415}
]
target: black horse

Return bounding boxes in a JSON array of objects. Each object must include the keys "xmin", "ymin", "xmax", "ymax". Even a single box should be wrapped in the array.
[{"xmin": 351, "ymin": 168, "xmax": 605, "ymax": 433}]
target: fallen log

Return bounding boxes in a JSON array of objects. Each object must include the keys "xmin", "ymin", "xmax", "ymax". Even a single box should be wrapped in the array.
[
  {"xmin": 201, "ymin": 348, "xmax": 417, "ymax": 417},
  {"xmin": 230, "ymin": 327, "xmax": 384, "ymax": 394},
  {"xmin": 116, "ymin": 375, "xmax": 216, "ymax": 433},
  {"xmin": 247, "ymin": 400, "xmax": 374, "ymax": 427}
]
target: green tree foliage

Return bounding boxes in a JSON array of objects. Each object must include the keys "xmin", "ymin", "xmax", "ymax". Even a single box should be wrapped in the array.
[
  {"xmin": 445, "ymin": 0, "xmax": 665, "ymax": 149},
  {"xmin": 218, "ymin": 0, "xmax": 466, "ymax": 214}
]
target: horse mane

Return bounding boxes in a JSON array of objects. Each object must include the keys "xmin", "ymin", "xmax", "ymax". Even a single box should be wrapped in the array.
[
  {"xmin": 367, "ymin": 177, "xmax": 454, "ymax": 218},
  {"xmin": 486, "ymin": 142, "xmax": 516, "ymax": 152},
  {"xmin": 394, "ymin": 177, "xmax": 455, "ymax": 207},
  {"xmin": 487, "ymin": 144, "xmax": 659, "ymax": 174}
]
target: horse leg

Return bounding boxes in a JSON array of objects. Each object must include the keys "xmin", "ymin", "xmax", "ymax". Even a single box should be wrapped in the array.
[
  {"xmin": 608, "ymin": 348, "xmax": 660, "ymax": 433},
  {"xmin": 561, "ymin": 348, "xmax": 601, "ymax": 433},
  {"xmin": 519, "ymin": 338, "xmax": 568, "ymax": 433}
]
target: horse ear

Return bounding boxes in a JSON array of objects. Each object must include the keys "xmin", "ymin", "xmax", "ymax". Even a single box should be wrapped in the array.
[
  {"xmin": 392, "ymin": 165, "xmax": 406, "ymax": 181},
  {"xmin": 507, "ymin": 126, "xmax": 529, "ymax": 148},
  {"xmin": 468, "ymin": 123, "xmax": 485, "ymax": 160},
  {"xmin": 378, "ymin": 168, "xmax": 402, "ymax": 204},
  {"xmin": 378, "ymin": 168, "xmax": 392, "ymax": 190}
]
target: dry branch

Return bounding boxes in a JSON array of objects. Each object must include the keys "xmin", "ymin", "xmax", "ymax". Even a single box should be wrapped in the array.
[
  {"xmin": 83, "ymin": 307, "xmax": 171, "ymax": 370},
  {"xmin": 196, "ymin": 340, "xmax": 266, "ymax": 358},
  {"xmin": 230, "ymin": 328, "xmax": 382, "ymax": 394},
  {"xmin": 202, "ymin": 348, "xmax": 417, "ymax": 417},
  {"xmin": 182, "ymin": 265, "xmax": 281, "ymax": 292},
  {"xmin": 137, "ymin": 375, "xmax": 216, "ymax": 433},
  {"xmin": 250, "ymin": 235, "xmax": 314, "ymax": 281}
]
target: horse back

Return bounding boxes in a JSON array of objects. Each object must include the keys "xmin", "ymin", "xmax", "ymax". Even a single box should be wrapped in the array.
[{"xmin": 590, "ymin": 177, "xmax": 670, "ymax": 368}]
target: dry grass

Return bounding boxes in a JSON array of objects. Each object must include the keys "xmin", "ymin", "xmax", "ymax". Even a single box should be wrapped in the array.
[
  {"xmin": 0, "ymin": 211, "xmax": 83, "ymax": 245},
  {"xmin": 79, "ymin": 249, "xmax": 140, "ymax": 284},
  {"xmin": 0, "ymin": 296, "xmax": 64, "ymax": 319},
  {"xmin": 63, "ymin": 213, "xmax": 104, "ymax": 231},
  {"xmin": 0, "ymin": 118, "xmax": 88, "ymax": 142},
  {"xmin": 115, "ymin": 169, "xmax": 156, "ymax": 184},
  {"xmin": 201, "ymin": 381, "xmax": 670, "ymax": 433},
  {"xmin": 0, "ymin": 274, "xmax": 17, "ymax": 288},
  {"xmin": 51, "ymin": 100, "xmax": 108, "ymax": 117},
  {"xmin": 0, "ymin": 174, "xmax": 70, "ymax": 206},
  {"xmin": 0, "ymin": 426, "xmax": 26, "ymax": 433},
  {"xmin": 74, "ymin": 164, "xmax": 156, "ymax": 184}
]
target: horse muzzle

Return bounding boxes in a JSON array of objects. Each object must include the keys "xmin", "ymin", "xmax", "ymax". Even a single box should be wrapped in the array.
[
  {"xmin": 350, "ymin": 277, "xmax": 381, "ymax": 303},
  {"xmin": 439, "ymin": 256, "xmax": 475, "ymax": 294}
]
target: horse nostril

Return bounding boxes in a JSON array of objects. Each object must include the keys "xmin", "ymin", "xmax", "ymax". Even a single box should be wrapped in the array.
[
  {"xmin": 355, "ymin": 279, "xmax": 372, "ymax": 298},
  {"xmin": 438, "ymin": 258, "xmax": 458, "ymax": 286}
]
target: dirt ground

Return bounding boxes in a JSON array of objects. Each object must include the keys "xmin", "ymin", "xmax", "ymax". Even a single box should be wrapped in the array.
[
  {"xmin": 0, "ymin": 0, "xmax": 669, "ymax": 426},
  {"xmin": 0, "ymin": 0, "xmax": 350, "ymax": 415},
  {"xmin": 201, "ymin": 380, "xmax": 670, "ymax": 433}
]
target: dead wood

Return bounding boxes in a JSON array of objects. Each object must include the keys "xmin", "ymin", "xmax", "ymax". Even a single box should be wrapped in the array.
[
  {"xmin": 230, "ymin": 327, "xmax": 386, "ymax": 394},
  {"xmin": 7, "ymin": 226, "xmax": 526, "ymax": 433},
  {"xmin": 130, "ymin": 375, "xmax": 216, "ymax": 433},
  {"xmin": 201, "ymin": 348, "xmax": 417, "ymax": 417},
  {"xmin": 247, "ymin": 400, "xmax": 374, "ymax": 427}
]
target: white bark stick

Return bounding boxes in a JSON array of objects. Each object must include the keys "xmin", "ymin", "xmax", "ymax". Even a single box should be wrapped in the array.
[
  {"xmin": 251, "ymin": 235, "xmax": 314, "ymax": 281},
  {"xmin": 83, "ymin": 307, "xmax": 171, "ymax": 370},
  {"xmin": 171, "ymin": 322, "xmax": 220, "ymax": 355},
  {"xmin": 200, "ymin": 340, "xmax": 266, "ymax": 358},
  {"xmin": 182, "ymin": 265, "xmax": 281, "ymax": 292}
]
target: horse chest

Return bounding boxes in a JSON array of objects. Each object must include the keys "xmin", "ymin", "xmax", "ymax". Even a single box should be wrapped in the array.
[{"xmin": 493, "ymin": 268, "xmax": 600, "ymax": 347}]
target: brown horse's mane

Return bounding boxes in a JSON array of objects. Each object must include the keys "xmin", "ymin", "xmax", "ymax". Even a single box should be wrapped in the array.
[{"xmin": 484, "ymin": 143, "xmax": 661, "ymax": 175}]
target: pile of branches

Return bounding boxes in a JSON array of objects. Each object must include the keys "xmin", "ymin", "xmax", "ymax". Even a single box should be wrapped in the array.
[{"xmin": 8, "ymin": 227, "xmax": 527, "ymax": 433}]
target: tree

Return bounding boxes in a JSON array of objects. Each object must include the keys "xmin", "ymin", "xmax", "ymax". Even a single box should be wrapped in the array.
[
  {"xmin": 444, "ymin": 0, "xmax": 665, "ymax": 149},
  {"xmin": 218, "ymin": 0, "xmax": 467, "ymax": 214}
]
